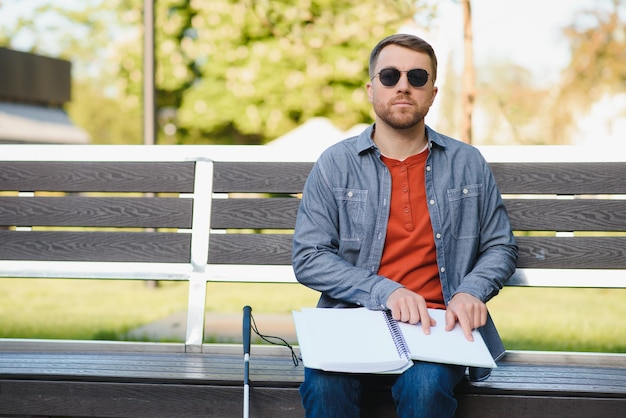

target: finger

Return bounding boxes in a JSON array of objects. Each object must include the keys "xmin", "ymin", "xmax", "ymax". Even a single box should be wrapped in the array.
[
  {"xmin": 445, "ymin": 308, "xmax": 457, "ymax": 332},
  {"xmin": 458, "ymin": 312, "xmax": 474, "ymax": 342},
  {"xmin": 392, "ymin": 298, "xmax": 410, "ymax": 323},
  {"xmin": 417, "ymin": 303, "xmax": 431, "ymax": 334},
  {"xmin": 390, "ymin": 303, "xmax": 402, "ymax": 321},
  {"xmin": 480, "ymin": 307, "xmax": 488, "ymax": 328},
  {"xmin": 400, "ymin": 299, "xmax": 412, "ymax": 323}
]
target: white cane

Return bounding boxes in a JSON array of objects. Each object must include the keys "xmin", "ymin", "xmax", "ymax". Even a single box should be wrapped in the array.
[{"xmin": 242, "ymin": 305, "xmax": 252, "ymax": 418}]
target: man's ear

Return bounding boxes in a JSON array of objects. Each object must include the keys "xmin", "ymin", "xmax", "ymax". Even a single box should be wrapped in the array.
[{"xmin": 429, "ymin": 86, "xmax": 438, "ymax": 106}]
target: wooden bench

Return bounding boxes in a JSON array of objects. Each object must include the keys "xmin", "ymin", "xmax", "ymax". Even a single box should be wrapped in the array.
[{"xmin": 0, "ymin": 144, "xmax": 624, "ymax": 418}]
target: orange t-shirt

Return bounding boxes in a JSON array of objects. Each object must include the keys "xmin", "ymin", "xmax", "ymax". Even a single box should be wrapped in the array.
[{"xmin": 379, "ymin": 151, "xmax": 445, "ymax": 309}]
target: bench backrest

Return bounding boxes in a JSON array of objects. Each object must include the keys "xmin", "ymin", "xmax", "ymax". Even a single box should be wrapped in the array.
[
  {"xmin": 205, "ymin": 149, "xmax": 626, "ymax": 287},
  {"xmin": 1, "ymin": 144, "xmax": 624, "ymax": 351}
]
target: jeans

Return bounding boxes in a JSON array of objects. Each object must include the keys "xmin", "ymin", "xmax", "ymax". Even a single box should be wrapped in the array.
[{"xmin": 300, "ymin": 362, "xmax": 466, "ymax": 418}]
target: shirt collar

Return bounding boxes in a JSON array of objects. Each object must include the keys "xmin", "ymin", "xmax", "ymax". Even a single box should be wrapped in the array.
[{"xmin": 355, "ymin": 124, "xmax": 448, "ymax": 155}]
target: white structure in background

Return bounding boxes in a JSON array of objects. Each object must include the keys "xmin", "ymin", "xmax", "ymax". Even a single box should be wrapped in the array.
[{"xmin": 267, "ymin": 117, "xmax": 368, "ymax": 159}]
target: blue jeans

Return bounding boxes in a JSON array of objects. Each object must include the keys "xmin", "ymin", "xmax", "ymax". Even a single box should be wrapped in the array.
[{"xmin": 300, "ymin": 362, "xmax": 466, "ymax": 418}]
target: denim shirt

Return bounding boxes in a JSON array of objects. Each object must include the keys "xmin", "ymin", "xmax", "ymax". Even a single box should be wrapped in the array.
[{"xmin": 292, "ymin": 124, "xmax": 518, "ymax": 380}]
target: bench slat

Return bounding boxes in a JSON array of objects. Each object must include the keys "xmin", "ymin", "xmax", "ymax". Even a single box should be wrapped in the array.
[
  {"xmin": 207, "ymin": 234, "xmax": 626, "ymax": 269},
  {"xmin": 0, "ymin": 231, "xmax": 191, "ymax": 263},
  {"xmin": 516, "ymin": 236, "xmax": 626, "ymax": 269},
  {"xmin": 212, "ymin": 162, "xmax": 312, "ymax": 193},
  {"xmin": 208, "ymin": 234, "xmax": 293, "ymax": 265},
  {"xmin": 211, "ymin": 198, "xmax": 300, "ymax": 229},
  {"xmin": 491, "ymin": 162, "xmax": 626, "ymax": 194},
  {"xmin": 0, "ymin": 161, "xmax": 196, "ymax": 193},
  {"xmin": 506, "ymin": 199, "xmax": 626, "ymax": 232},
  {"xmin": 212, "ymin": 198, "xmax": 626, "ymax": 232},
  {"xmin": 0, "ymin": 196, "xmax": 193, "ymax": 228}
]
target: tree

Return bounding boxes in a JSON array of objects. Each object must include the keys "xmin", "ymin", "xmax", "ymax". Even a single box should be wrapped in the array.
[
  {"xmin": 460, "ymin": 0, "xmax": 475, "ymax": 144},
  {"xmin": 1, "ymin": 0, "xmax": 432, "ymax": 145},
  {"xmin": 551, "ymin": 0, "xmax": 626, "ymax": 144}
]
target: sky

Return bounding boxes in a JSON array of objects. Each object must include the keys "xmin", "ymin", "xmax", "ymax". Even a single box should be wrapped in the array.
[{"xmin": 416, "ymin": 0, "xmax": 603, "ymax": 85}]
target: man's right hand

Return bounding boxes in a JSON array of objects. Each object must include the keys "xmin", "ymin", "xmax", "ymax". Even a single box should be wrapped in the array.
[{"xmin": 386, "ymin": 288, "xmax": 435, "ymax": 335}]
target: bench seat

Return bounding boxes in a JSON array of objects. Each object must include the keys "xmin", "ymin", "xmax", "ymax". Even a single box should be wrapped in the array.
[{"xmin": 1, "ymin": 343, "xmax": 625, "ymax": 418}]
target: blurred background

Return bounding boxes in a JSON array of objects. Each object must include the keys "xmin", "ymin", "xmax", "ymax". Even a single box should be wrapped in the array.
[{"xmin": 1, "ymin": 0, "xmax": 624, "ymax": 148}]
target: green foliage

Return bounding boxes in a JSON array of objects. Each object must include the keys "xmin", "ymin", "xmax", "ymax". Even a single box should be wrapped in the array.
[
  {"xmin": 561, "ymin": 0, "xmax": 626, "ymax": 104},
  {"xmin": 67, "ymin": 79, "xmax": 143, "ymax": 144},
  {"xmin": 1, "ymin": 0, "xmax": 424, "ymax": 144},
  {"xmin": 149, "ymin": 0, "xmax": 422, "ymax": 144},
  {"xmin": 551, "ymin": 0, "xmax": 626, "ymax": 144}
]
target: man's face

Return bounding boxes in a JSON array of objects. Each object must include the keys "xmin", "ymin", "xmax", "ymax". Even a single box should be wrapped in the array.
[{"xmin": 367, "ymin": 44, "xmax": 438, "ymax": 130}]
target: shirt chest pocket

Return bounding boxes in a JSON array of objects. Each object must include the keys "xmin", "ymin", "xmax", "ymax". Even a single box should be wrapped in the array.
[
  {"xmin": 447, "ymin": 184, "xmax": 482, "ymax": 239},
  {"xmin": 333, "ymin": 188, "xmax": 367, "ymax": 241}
]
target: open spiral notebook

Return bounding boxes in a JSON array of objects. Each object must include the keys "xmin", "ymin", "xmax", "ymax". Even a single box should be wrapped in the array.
[{"xmin": 293, "ymin": 307, "xmax": 496, "ymax": 374}]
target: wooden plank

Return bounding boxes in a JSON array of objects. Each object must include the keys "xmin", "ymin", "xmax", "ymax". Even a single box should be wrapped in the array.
[
  {"xmin": 505, "ymin": 199, "xmax": 626, "ymax": 232},
  {"xmin": 0, "ymin": 379, "xmax": 303, "ymax": 418},
  {"xmin": 0, "ymin": 231, "xmax": 191, "ymax": 263},
  {"xmin": 0, "ymin": 196, "xmax": 193, "ymax": 228},
  {"xmin": 210, "ymin": 161, "xmax": 626, "ymax": 195},
  {"xmin": 1, "ymin": 353, "xmax": 625, "ymax": 418},
  {"xmin": 208, "ymin": 234, "xmax": 293, "ymax": 265},
  {"xmin": 491, "ymin": 162, "xmax": 626, "ymax": 194},
  {"xmin": 207, "ymin": 235, "xmax": 626, "ymax": 269},
  {"xmin": 0, "ymin": 161, "xmax": 196, "ymax": 193},
  {"xmin": 456, "ymin": 394, "xmax": 626, "ymax": 418},
  {"xmin": 2, "ymin": 353, "xmax": 624, "ymax": 394},
  {"xmin": 212, "ymin": 162, "xmax": 313, "ymax": 193},
  {"xmin": 6, "ymin": 379, "xmax": 621, "ymax": 418},
  {"xmin": 211, "ymin": 198, "xmax": 300, "ymax": 229},
  {"xmin": 516, "ymin": 236, "xmax": 626, "ymax": 269}
]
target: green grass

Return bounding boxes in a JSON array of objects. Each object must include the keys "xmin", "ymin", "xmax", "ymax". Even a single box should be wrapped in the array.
[
  {"xmin": 0, "ymin": 278, "xmax": 624, "ymax": 353},
  {"xmin": 488, "ymin": 286, "xmax": 626, "ymax": 352}
]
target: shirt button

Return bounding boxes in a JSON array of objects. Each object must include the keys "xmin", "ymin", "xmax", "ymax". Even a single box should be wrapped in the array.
[
  {"xmin": 463, "ymin": 188, "xmax": 468, "ymax": 194},
  {"xmin": 404, "ymin": 207, "xmax": 410, "ymax": 213},
  {"xmin": 347, "ymin": 191, "xmax": 353, "ymax": 198},
  {"xmin": 440, "ymin": 267, "xmax": 445, "ymax": 273},
  {"xmin": 436, "ymin": 233, "xmax": 441, "ymax": 239},
  {"xmin": 429, "ymin": 199, "xmax": 435, "ymax": 205},
  {"xmin": 426, "ymin": 166, "xmax": 431, "ymax": 172}
]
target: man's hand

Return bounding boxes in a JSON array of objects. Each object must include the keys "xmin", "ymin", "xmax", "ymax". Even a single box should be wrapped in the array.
[
  {"xmin": 386, "ymin": 288, "xmax": 436, "ymax": 335},
  {"xmin": 445, "ymin": 293, "xmax": 487, "ymax": 341}
]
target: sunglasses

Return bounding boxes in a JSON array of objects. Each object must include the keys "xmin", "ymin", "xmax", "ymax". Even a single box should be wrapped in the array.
[{"xmin": 371, "ymin": 68, "xmax": 430, "ymax": 88}]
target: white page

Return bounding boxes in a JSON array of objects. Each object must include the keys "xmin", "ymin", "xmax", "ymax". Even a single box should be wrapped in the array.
[
  {"xmin": 398, "ymin": 309, "xmax": 496, "ymax": 369},
  {"xmin": 293, "ymin": 308, "xmax": 410, "ymax": 373}
]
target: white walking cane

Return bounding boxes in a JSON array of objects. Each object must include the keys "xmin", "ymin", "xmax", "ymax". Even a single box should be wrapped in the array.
[{"xmin": 242, "ymin": 305, "xmax": 252, "ymax": 418}]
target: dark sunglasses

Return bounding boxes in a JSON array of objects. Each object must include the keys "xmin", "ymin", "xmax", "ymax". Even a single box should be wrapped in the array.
[{"xmin": 371, "ymin": 68, "xmax": 430, "ymax": 88}]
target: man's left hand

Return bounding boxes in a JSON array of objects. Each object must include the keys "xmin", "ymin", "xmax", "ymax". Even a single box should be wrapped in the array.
[{"xmin": 445, "ymin": 293, "xmax": 487, "ymax": 341}]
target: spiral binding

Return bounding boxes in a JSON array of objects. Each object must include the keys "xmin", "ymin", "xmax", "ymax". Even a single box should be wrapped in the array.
[{"xmin": 383, "ymin": 310, "xmax": 411, "ymax": 360}]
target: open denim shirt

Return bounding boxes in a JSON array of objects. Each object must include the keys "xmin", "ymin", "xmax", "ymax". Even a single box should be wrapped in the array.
[{"xmin": 292, "ymin": 124, "xmax": 518, "ymax": 381}]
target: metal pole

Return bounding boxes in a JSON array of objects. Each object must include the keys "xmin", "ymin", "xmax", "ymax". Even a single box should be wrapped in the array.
[
  {"xmin": 143, "ymin": 0, "xmax": 155, "ymax": 145},
  {"xmin": 242, "ymin": 305, "xmax": 252, "ymax": 418}
]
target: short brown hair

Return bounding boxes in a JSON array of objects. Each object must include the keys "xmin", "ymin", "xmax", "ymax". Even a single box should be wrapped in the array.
[{"xmin": 369, "ymin": 34, "xmax": 438, "ymax": 82}]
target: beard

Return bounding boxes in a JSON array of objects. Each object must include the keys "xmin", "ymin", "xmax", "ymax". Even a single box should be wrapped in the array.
[{"xmin": 373, "ymin": 95, "xmax": 429, "ymax": 130}]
